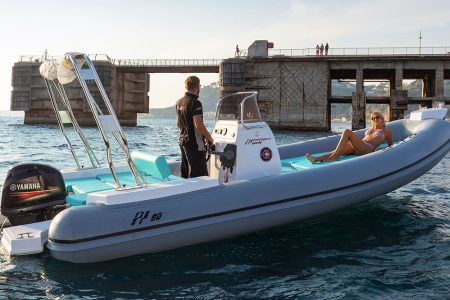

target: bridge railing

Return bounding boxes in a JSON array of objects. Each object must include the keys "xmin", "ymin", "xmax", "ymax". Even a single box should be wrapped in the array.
[
  {"xmin": 18, "ymin": 54, "xmax": 113, "ymax": 63},
  {"xmin": 17, "ymin": 55, "xmax": 220, "ymax": 67},
  {"xmin": 17, "ymin": 46, "xmax": 450, "ymax": 65},
  {"xmin": 269, "ymin": 47, "xmax": 450, "ymax": 57},
  {"xmin": 234, "ymin": 50, "xmax": 248, "ymax": 59},
  {"xmin": 112, "ymin": 58, "xmax": 221, "ymax": 67}
]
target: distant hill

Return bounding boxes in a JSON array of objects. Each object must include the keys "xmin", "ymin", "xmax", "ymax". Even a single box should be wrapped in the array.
[
  {"xmin": 143, "ymin": 80, "xmax": 449, "ymax": 120},
  {"xmin": 142, "ymin": 82, "xmax": 220, "ymax": 120}
]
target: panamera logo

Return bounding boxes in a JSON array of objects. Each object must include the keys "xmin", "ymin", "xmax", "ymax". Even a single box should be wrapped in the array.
[
  {"xmin": 245, "ymin": 138, "xmax": 271, "ymax": 145},
  {"xmin": 10, "ymin": 182, "xmax": 41, "ymax": 191}
]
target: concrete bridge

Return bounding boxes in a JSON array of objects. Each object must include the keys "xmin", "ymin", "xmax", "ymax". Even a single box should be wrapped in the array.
[
  {"xmin": 11, "ymin": 55, "xmax": 220, "ymax": 126},
  {"xmin": 221, "ymin": 41, "xmax": 449, "ymax": 130},
  {"xmin": 11, "ymin": 42, "xmax": 450, "ymax": 129}
]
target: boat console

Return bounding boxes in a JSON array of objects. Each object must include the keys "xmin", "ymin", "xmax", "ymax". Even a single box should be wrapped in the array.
[{"xmin": 209, "ymin": 92, "xmax": 282, "ymax": 183}]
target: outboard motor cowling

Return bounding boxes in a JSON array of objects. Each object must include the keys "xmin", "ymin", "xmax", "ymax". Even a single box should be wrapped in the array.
[{"xmin": 1, "ymin": 163, "xmax": 67, "ymax": 226}]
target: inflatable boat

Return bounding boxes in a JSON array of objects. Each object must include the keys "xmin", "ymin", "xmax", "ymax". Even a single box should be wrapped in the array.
[{"xmin": 1, "ymin": 53, "xmax": 449, "ymax": 263}]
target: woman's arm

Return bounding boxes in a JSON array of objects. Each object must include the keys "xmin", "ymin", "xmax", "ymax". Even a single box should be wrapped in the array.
[{"xmin": 386, "ymin": 128, "xmax": 393, "ymax": 146}]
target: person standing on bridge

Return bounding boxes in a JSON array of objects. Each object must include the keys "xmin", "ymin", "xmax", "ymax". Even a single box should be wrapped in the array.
[
  {"xmin": 176, "ymin": 76, "xmax": 214, "ymax": 178},
  {"xmin": 325, "ymin": 42, "xmax": 329, "ymax": 55},
  {"xmin": 320, "ymin": 43, "xmax": 324, "ymax": 56},
  {"xmin": 316, "ymin": 44, "xmax": 320, "ymax": 56},
  {"xmin": 235, "ymin": 45, "xmax": 240, "ymax": 57}
]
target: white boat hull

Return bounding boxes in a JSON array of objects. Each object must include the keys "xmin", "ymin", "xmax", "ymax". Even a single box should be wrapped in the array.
[{"xmin": 47, "ymin": 118, "xmax": 450, "ymax": 263}]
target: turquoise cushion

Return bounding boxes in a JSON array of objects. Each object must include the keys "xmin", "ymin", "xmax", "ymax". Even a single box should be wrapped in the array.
[
  {"xmin": 65, "ymin": 177, "xmax": 114, "ymax": 194},
  {"xmin": 97, "ymin": 172, "xmax": 138, "ymax": 186},
  {"xmin": 131, "ymin": 151, "xmax": 173, "ymax": 180},
  {"xmin": 66, "ymin": 193, "xmax": 88, "ymax": 206},
  {"xmin": 281, "ymin": 143, "xmax": 390, "ymax": 172},
  {"xmin": 167, "ymin": 175, "xmax": 182, "ymax": 181},
  {"xmin": 96, "ymin": 171, "xmax": 166, "ymax": 186},
  {"xmin": 282, "ymin": 165, "xmax": 296, "ymax": 173},
  {"xmin": 288, "ymin": 153, "xmax": 358, "ymax": 170},
  {"xmin": 375, "ymin": 142, "xmax": 389, "ymax": 151}
]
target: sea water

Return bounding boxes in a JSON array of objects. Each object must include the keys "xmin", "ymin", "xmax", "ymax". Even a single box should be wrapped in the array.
[{"xmin": 0, "ymin": 112, "xmax": 449, "ymax": 299}]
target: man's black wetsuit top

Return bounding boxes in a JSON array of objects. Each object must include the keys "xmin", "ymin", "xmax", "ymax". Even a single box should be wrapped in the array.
[{"xmin": 176, "ymin": 92, "xmax": 207, "ymax": 178}]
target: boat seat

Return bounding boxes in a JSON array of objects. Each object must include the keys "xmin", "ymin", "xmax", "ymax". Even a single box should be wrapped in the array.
[
  {"xmin": 286, "ymin": 152, "xmax": 359, "ymax": 170},
  {"xmin": 65, "ymin": 177, "xmax": 115, "ymax": 194},
  {"xmin": 96, "ymin": 151, "xmax": 182, "ymax": 186},
  {"xmin": 131, "ymin": 151, "xmax": 178, "ymax": 181},
  {"xmin": 375, "ymin": 142, "xmax": 389, "ymax": 151},
  {"xmin": 96, "ymin": 171, "xmax": 176, "ymax": 187},
  {"xmin": 282, "ymin": 143, "xmax": 390, "ymax": 172},
  {"xmin": 66, "ymin": 193, "xmax": 88, "ymax": 206},
  {"xmin": 64, "ymin": 152, "xmax": 182, "ymax": 205},
  {"xmin": 96, "ymin": 172, "xmax": 140, "ymax": 186},
  {"xmin": 282, "ymin": 165, "xmax": 297, "ymax": 173}
]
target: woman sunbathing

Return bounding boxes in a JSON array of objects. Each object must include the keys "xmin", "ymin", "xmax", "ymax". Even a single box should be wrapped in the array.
[{"xmin": 306, "ymin": 112, "xmax": 393, "ymax": 163}]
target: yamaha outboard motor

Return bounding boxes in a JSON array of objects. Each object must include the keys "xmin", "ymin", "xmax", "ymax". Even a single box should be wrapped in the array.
[{"xmin": 1, "ymin": 163, "xmax": 67, "ymax": 226}]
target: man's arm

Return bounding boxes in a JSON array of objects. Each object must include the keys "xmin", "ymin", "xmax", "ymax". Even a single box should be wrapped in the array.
[{"xmin": 193, "ymin": 116, "xmax": 214, "ymax": 144}]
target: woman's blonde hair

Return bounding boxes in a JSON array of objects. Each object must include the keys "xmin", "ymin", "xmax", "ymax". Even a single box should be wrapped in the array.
[{"xmin": 370, "ymin": 111, "xmax": 386, "ymax": 129}]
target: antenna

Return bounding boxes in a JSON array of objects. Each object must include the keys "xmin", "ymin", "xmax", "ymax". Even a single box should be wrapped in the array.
[{"xmin": 419, "ymin": 31, "xmax": 422, "ymax": 55}]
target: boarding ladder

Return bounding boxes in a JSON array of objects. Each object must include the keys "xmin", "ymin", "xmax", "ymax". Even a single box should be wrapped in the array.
[
  {"xmin": 43, "ymin": 68, "xmax": 100, "ymax": 170},
  {"xmin": 43, "ymin": 53, "xmax": 146, "ymax": 189}
]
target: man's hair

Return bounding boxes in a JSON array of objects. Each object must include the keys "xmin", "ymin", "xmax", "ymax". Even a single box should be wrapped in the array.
[{"xmin": 185, "ymin": 76, "xmax": 200, "ymax": 90}]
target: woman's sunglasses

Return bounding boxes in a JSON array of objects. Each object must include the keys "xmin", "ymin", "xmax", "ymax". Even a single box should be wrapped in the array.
[{"xmin": 371, "ymin": 115, "xmax": 383, "ymax": 120}]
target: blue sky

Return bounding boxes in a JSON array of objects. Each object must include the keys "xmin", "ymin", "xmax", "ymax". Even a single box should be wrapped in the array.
[{"xmin": 0, "ymin": 0, "xmax": 449, "ymax": 110}]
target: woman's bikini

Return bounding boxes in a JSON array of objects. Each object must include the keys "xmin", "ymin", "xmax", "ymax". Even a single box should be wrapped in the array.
[{"xmin": 363, "ymin": 128, "xmax": 385, "ymax": 151}]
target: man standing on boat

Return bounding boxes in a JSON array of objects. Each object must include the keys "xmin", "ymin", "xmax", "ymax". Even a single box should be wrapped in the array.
[{"xmin": 176, "ymin": 76, "xmax": 214, "ymax": 178}]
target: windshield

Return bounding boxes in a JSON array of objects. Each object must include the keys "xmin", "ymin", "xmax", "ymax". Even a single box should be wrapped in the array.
[{"xmin": 215, "ymin": 91, "xmax": 261, "ymax": 123}]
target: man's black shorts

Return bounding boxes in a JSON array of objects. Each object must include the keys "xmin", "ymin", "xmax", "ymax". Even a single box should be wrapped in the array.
[{"xmin": 179, "ymin": 144, "xmax": 208, "ymax": 178}]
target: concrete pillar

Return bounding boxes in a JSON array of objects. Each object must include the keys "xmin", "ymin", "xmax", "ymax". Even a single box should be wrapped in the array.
[
  {"xmin": 114, "ymin": 68, "xmax": 123, "ymax": 115},
  {"xmin": 11, "ymin": 63, "xmax": 32, "ymax": 111},
  {"xmin": 389, "ymin": 90, "xmax": 408, "ymax": 120},
  {"xmin": 389, "ymin": 66, "xmax": 408, "ymax": 121},
  {"xmin": 327, "ymin": 72, "xmax": 332, "ymax": 131},
  {"xmin": 219, "ymin": 59, "xmax": 246, "ymax": 98},
  {"xmin": 352, "ymin": 66, "xmax": 365, "ymax": 130},
  {"xmin": 435, "ymin": 63, "xmax": 445, "ymax": 100},
  {"xmin": 395, "ymin": 65, "xmax": 403, "ymax": 90},
  {"xmin": 422, "ymin": 74, "xmax": 435, "ymax": 98},
  {"xmin": 11, "ymin": 61, "xmax": 147, "ymax": 126}
]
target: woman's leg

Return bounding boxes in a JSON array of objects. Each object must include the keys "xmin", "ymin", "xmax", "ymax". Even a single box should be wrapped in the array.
[
  {"xmin": 306, "ymin": 141, "xmax": 353, "ymax": 163},
  {"xmin": 306, "ymin": 152, "xmax": 331, "ymax": 163},
  {"xmin": 324, "ymin": 129, "xmax": 371, "ymax": 161}
]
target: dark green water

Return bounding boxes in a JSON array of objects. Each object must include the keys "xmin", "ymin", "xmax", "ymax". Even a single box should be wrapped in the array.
[{"xmin": 0, "ymin": 114, "xmax": 449, "ymax": 299}]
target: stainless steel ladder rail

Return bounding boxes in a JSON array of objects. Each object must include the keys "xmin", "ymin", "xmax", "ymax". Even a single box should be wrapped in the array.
[
  {"xmin": 68, "ymin": 53, "xmax": 146, "ymax": 189},
  {"xmin": 43, "ymin": 78, "xmax": 82, "ymax": 169},
  {"xmin": 49, "ymin": 80, "xmax": 101, "ymax": 169}
]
